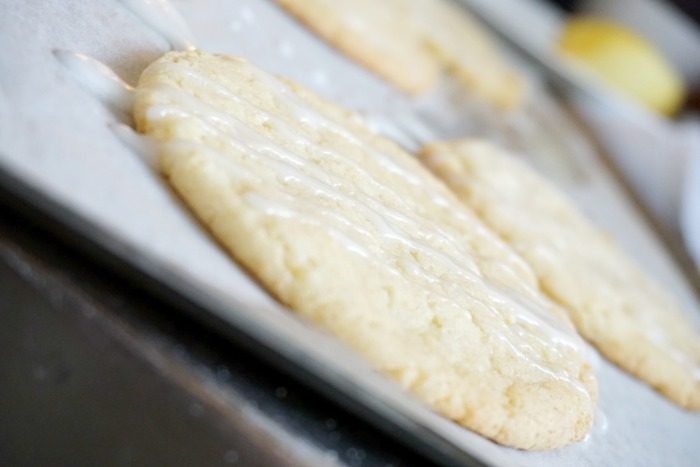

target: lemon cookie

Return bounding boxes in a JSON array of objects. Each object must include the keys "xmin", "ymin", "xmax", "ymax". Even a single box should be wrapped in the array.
[
  {"xmin": 134, "ymin": 50, "xmax": 596, "ymax": 449},
  {"xmin": 409, "ymin": 0, "xmax": 524, "ymax": 109},
  {"xmin": 274, "ymin": 0, "xmax": 440, "ymax": 94},
  {"xmin": 420, "ymin": 139, "xmax": 700, "ymax": 409},
  {"xmin": 274, "ymin": 0, "xmax": 523, "ymax": 108}
]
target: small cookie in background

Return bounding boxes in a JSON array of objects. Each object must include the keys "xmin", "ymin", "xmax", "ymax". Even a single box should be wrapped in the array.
[
  {"xmin": 275, "ymin": 0, "xmax": 441, "ymax": 95},
  {"xmin": 274, "ymin": 0, "xmax": 524, "ymax": 110},
  {"xmin": 134, "ymin": 50, "xmax": 596, "ymax": 450},
  {"xmin": 420, "ymin": 139, "xmax": 700, "ymax": 409},
  {"xmin": 411, "ymin": 0, "xmax": 525, "ymax": 110}
]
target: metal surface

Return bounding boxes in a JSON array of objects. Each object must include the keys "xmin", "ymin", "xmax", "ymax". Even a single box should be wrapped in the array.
[
  {"xmin": 0, "ymin": 196, "xmax": 439, "ymax": 467},
  {"xmin": 0, "ymin": 158, "xmax": 486, "ymax": 467}
]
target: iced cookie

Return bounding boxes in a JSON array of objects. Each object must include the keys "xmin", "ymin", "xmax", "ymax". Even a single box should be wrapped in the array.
[
  {"xmin": 133, "ymin": 50, "xmax": 596, "ymax": 449},
  {"xmin": 420, "ymin": 139, "xmax": 700, "ymax": 409},
  {"xmin": 274, "ymin": 0, "xmax": 523, "ymax": 108},
  {"xmin": 409, "ymin": 0, "xmax": 524, "ymax": 109},
  {"xmin": 275, "ymin": 0, "xmax": 440, "ymax": 94}
]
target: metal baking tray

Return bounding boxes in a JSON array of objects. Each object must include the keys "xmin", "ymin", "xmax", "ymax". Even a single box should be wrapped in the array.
[{"xmin": 1, "ymin": 0, "xmax": 698, "ymax": 465}]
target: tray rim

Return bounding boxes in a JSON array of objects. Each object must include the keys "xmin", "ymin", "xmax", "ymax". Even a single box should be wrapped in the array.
[{"xmin": 0, "ymin": 161, "xmax": 491, "ymax": 467}]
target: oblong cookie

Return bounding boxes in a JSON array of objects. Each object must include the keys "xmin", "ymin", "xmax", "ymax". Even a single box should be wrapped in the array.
[
  {"xmin": 275, "ymin": 0, "xmax": 441, "ymax": 95},
  {"xmin": 420, "ymin": 139, "xmax": 700, "ymax": 409},
  {"xmin": 274, "ymin": 0, "xmax": 524, "ymax": 109},
  {"xmin": 408, "ymin": 0, "xmax": 524, "ymax": 110},
  {"xmin": 133, "ymin": 50, "xmax": 596, "ymax": 449}
]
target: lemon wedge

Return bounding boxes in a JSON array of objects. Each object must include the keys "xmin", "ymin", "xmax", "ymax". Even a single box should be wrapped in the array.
[{"xmin": 559, "ymin": 17, "xmax": 686, "ymax": 116}]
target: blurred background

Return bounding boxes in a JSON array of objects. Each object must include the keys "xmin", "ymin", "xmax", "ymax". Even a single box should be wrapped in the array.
[
  {"xmin": 466, "ymin": 0, "xmax": 700, "ymax": 277},
  {"xmin": 547, "ymin": 0, "xmax": 700, "ymax": 110}
]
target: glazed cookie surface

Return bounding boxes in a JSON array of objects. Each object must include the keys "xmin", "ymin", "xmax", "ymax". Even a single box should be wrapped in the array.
[
  {"xmin": 134, "ymin": 50, "xmax": 596, "ymax": 449},
  {"xmin": 420, "ymin": 139, "xmax": 700, "ymax": 409}
]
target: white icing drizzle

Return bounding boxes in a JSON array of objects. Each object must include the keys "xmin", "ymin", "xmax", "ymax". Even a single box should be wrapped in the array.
[
  {"xmin": 145, "ymin": 85, "xmax": 485, "ymax": 280},
  {"xmin": 117, "ymin": 0, "xmax": 195, "ymax": 51},
  {"xmin": 454, "ymin": 143, "xmax": 700, "ymax": 380},
  {"xmin": 139, "ymin": 61, "xmax": 595, "ymax": 400},
  {"xmin": 596, "ymin": 409, "xmax": 609, "ymax": 435},
  {"xmin": 153, "ymin": 61, "xmax": 456, "ymax": 217},
  {"xmin": 244, "ymin": 192, "xmax": 372, "ymax": 260},
  {"xmin": 53, "ymin": 50, "xmax": 134, "ymax": 115},
  {"xmin": 241, "ymin": 63, "xmax": 439, "ymax": 192},
  {"xmin": 50, "ymin": 0, "xmax": 593, "ymax": 400},
  {"xmin": 581, "ymin": 407, "xmax": 609, "ymax": 444},
  {"xmin": 110, "ymin": 123, "xmax": 158, "ymax": 168}
]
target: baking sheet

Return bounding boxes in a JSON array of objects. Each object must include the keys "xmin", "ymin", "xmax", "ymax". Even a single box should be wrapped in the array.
[{"xmin": 1, "ymin": 0, "xmax": 699, "ymax": 465}]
